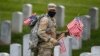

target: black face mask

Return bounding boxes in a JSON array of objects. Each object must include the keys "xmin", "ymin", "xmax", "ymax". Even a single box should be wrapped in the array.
[{"xmin": 48, "ymin": 11, "xmax": 56, "ymax": 17}]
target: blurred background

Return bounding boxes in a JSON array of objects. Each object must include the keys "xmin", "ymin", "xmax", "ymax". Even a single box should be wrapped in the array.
[{"xmin": 0, "ymin": 0, "xmax": 100, "ymax": 56}]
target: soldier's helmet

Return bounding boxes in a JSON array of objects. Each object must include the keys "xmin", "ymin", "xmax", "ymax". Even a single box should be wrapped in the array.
[{"xmin": 48, "ymin": 3, "xmax": 56, "ymax": 10}]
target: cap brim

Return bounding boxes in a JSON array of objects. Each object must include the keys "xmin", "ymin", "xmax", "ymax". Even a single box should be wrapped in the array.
[{"xmin": 48, "ymin": 8, "xmax": 56, "ymax": 10}]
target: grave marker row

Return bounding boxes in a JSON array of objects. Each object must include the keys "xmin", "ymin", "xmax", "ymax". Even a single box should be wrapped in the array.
[
  {"xmin": 0, "ymin": 53, "xmax": 9, "ymax": 56},
  {"xmin": 88, "ymin": 7, "xmax": 99, "ymax": 30},
  {"xmin": 54, "ymin": 36, "xmax": 72, "ymax": 56},
  {"xmin": 0, "ymin": 20, "xmax": 11, "ymax": 45},
  {"xmin": 77, "ymin": 15, "xmax": 91, "ymax": 40},
  {"xmin": 80, "ymin": 46, "xmax": 100, "ymax": 56},
  {"xmin": 11, "ymin": 4, "xmax": 65, "ymax": 33},
  {"xmin": 55, "ymin": 5, "xmax": 65, "ymax": 28},
  {"xmin": 23, "ymin": 34, "xmax": 32, "ymax": 56},
  {"xmin": 10, "ymin": 43, "xmax": 21, "ymax": 56},
  {"xmin": 12, "ymin": 12, "xmax": 23, "ymax": 33}
]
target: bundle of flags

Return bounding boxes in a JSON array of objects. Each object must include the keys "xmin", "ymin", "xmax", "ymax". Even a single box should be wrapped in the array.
[
  {"xmin": 67, "ymin": 18, "xmax": 84, "ymax": 39},
  {"xmin": 58, "ymin": 17, "xmax": 84, "ymax": 54},
  {"xmin": 24, "ymin": 14, "xmax": 37, "ymax": 26}
]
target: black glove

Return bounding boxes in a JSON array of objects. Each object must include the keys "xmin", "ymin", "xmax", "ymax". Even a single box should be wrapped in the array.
[{"xmin": 54, "ymin": 41, "xmax": 60, "ymax": 46}]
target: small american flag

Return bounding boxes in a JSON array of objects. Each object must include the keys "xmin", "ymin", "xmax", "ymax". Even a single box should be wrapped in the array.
[
  {"xmin": 24, "ymin": 18, "xmax": 31, "ymax": 25},
  {"xmin": 67, "ymin": 18, "xmax": 84, "ymax": 39},
  {"xmin": 59, "ymin": 33, "xmax": 66, "ymax": 53},
  {"xmin": 24, "ymin": 14, "xmax": 37, "ymax": 26}
]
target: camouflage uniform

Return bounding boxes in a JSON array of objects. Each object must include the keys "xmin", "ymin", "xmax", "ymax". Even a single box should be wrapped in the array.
[
  {"xmin": 37, "ymin": 15, "xmax": 57, "ymax": 56},
  {"xmin": 28, "ymin": 3, "xmax": 57, "ymax": 56}
]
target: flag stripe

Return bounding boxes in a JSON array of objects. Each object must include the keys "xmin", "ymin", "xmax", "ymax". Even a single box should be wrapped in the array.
[
  {"xmin": 59, "ymin": 37, "xmax": 66, "ymax": 53},
  {"xmin": 67, "ymin": 18, "xmax": 83, "ymax": 38}
]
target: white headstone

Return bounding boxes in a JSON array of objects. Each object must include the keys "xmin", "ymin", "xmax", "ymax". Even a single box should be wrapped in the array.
[
  {"xmin": 12, "ymin": 12, "xmax": 23, "ymax": 33},
  {"xmin": 54, "ymin": 45, "xmax": 60, "ymax": 56},
  {"xmin": 55, "ymin": 5, "xmax": 65, "ymax": 28},
  {"xmin": 0, "ymin": 20, "xmax": 11, "ymax": 45},
  {"xmin": 79, "ymin": 15, "xmax": 91, "ymax": 40},
  {"xmin": 91, "ymin": 46, "xmax": 100, "ymax": 55},
  {"xmin": 80, "ymin": 52, "xmax": 92, "ymax": 56},
  {"xmin": 59, "ymin": 36, "xmax": 72, "ymax": 56},
  {"xmin": 10, "ymin": 43, "xmax": 21, "ymax": 56},
  {"xmin": 23, "ymin": 34, "xmax": 32, "ymax": 56},
  {"xmin": 91, "ymin": 54, "xmax": 100, "ymax": 56},
  {"xmin": 89, "ymin": 7, "xmax": 99, "ymax": 30},
  {"xmin": 23, "ymin": 4, "xmax": 32, "ymax": 19},
  {"xmin": 71, "ymin": 36, "xmax": 82, "ymax": 50},
  {"xmin": 0, "ymin": 53, "xmax": 9, "ymax": 56},
  {"xmin": 0, "ymin": 20, "xmax": 1, "ymax": 32}
]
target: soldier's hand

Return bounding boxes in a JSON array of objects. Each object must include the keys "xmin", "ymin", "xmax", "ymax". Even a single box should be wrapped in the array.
[{"xmin": 50, "ymin": 38, "xmax": 58, "ymax": 45}]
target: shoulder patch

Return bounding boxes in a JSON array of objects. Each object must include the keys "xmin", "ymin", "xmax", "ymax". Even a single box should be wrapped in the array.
[{"xmin": 40, "ymin": 17, "xmax": 48, "ymax": 23}]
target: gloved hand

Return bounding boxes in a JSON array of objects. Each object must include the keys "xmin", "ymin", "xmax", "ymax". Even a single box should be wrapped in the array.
[
  {"xmin": 49, "ymin": 38, "xmax": 60, "ymax": 46},
  {"xmin": 54, "ymin": 41, "xmax": 60, "ymax": 46}
]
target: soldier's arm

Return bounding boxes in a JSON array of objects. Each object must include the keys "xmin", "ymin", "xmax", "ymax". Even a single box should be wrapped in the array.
[
  {"xmin": 38, "ymin": 17, "xmax": 58, "ymax": 44},
  {"xmin": 37, "ymin": 17, "xmax": 50, "ymax": 42}
]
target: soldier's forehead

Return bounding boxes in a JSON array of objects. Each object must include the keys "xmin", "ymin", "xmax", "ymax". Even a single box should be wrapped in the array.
[
  {"xmin": 48, "ymin": 9, "xmax": 56, "ymax": 12},
  {"xmin": 48, "ymin": 6, "xmax": 56, "ymax": 8}
]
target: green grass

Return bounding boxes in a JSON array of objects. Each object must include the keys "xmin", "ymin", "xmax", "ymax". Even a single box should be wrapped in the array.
[{"xmin": 0, "ymin": 0, "xmax": 100, "ymax": 56}]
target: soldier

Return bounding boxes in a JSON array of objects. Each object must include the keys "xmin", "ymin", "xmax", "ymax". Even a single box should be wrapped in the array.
[{"xmin": 37, "ymin": 3, "xmax": 58, "ymax": 56}]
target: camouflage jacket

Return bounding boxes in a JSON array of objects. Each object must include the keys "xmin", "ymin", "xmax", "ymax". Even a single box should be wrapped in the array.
[{"xmin": 37, "ymin": 15, "xmax": 56, "ymax": 48}]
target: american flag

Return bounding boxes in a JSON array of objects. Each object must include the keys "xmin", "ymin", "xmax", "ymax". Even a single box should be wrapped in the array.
[
  {"xmin": 24, "ymin": 18, "xmax": 31, "ymax": 25},
  {"xmin": 67, "ymin": 18, "xmax": 84, "ymax": 39},
  {"xmin": 24, "ymin": 14, "xmax": 37, "ymax": 26},
  {"xmin": 59, "ymin": 33, "xmax": 66, "ymax": 53}
]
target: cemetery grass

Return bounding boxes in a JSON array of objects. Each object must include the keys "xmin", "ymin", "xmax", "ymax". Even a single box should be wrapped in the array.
[{"xmin": 0, "ymin": 0, "xmax": 100, "ymax": 56}]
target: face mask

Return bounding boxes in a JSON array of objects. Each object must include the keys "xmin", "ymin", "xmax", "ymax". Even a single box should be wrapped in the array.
[{"xmin": 48, "ymin": 11, "xmax": 56, "ymax": 17}]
